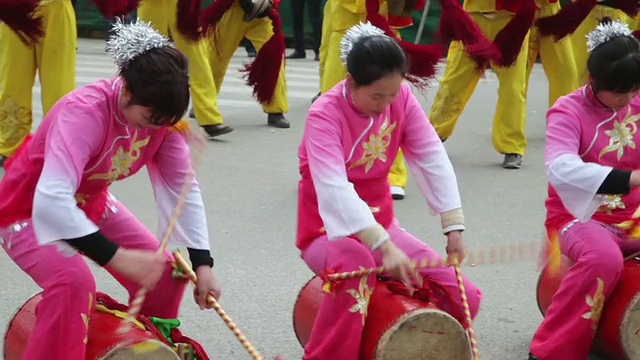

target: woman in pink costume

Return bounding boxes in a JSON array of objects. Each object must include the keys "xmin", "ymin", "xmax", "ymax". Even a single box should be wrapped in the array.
[
  {"xmin": 296, "ymin": 22, "xmax": 482, "ymax": 360},
  {"xmin": 0, "ymin": 20, "xmax": 221, "ymax": 360},
  {"xmin": 529, "ymin": 17, "xmax": 640, "ymax": 360}
]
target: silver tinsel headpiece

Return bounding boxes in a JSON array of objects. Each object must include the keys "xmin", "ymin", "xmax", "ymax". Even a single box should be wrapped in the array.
[
  {"xmin": 340, "ymin": 22, "xmax": 387, "ymax": 64},
  {"xmin": 586, "ymin": 19, "xmax": 632, "ymax": 52},
  {"xmin": 106, "ymin": 18, "xmax": 172, "ymax": 70}
]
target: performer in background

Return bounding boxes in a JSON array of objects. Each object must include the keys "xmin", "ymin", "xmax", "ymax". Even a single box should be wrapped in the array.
[
  {"xmin": 296, "ymin": 22, "xmax": 481, "ymax": 360},
  {"xmin": 530, "ymin": 18, "xmax": 640, "ymax": 360},
  {"xmin": 0, "ymin": 21, "xmax": 221, "ymax": 360}
]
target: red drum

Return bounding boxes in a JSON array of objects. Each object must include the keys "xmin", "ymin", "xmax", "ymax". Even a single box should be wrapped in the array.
[
  {"xmin": 4, "ymin": 291, "xmax": 206, "ymax": 360},
  {"xmin": 537, "ymin": 255, "xmax": 640, "ymax": 360},
  {"xmin": 293, "ymin": 275, "xmax": 472, "ymax": 360}
]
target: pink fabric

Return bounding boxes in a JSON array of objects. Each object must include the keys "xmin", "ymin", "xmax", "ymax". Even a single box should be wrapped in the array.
[
  {"xmin": 301, "ymin": 219, "xmax": 482, "ymax": 360},
  {"xmin": 530, "ymin": 221, "xmax": 640, "ymax": 360},
  {"xmin": 0, "ymin": 200, "xmax": 187, "ymax": 360}
]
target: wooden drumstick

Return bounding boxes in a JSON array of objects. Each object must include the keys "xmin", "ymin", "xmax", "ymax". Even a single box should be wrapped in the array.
[
  {"xmin": 173, "ymin": 251, "xmax": 265, "ymax": 360},
  {"xmin": 451, "ymin": 257, "xmax": 480, "ymax": 360},
  {"xmin": 117, "ymin": 127, "xmax": 207, "ymax": 335}
]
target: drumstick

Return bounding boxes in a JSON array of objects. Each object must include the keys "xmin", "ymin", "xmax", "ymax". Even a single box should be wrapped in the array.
[
  {"xmin": 452, "ymin": 258, "xmax": 480, "ymax": 360},
  {"xmin": 325, "ymin": 240, "xmax": 540, "ymax": 282},
  {"xmin": 173, "ymin": 251, "xmax": 265, "ymax": 360},
  {"xmin": 117, "ymin": 127, "xmax": 207, "ymax": 335}
]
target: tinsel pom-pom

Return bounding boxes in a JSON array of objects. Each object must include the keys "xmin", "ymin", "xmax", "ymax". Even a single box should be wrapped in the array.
[
  {"xmin": 339, "ymin": 22, "xmax": 386, "ymax": 64},
  {"xmin": 586, "ymin": 19, "xmax": 632, "ymax": 52},
  {"xmin": 105, "ymin": 18, "xmax": 172, "ymax": 70}
]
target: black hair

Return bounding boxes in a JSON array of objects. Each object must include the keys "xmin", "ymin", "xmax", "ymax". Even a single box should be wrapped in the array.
[
  {"xmin": 119, "ymin": 46, "xmax": 190, "ymax": 127},
  {"xmin": 346, "ymin": 35, "xmax": 408, "ymax": 87},
  {"xmin": 587, "ymin": 17, "xmax": 640, "ymax": 93}
]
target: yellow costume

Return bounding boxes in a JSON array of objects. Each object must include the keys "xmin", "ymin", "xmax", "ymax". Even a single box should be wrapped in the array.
[
  {"xmin": 137, "ymin": 0, "xmax": 225, "ymax": 129},
  {"xmin": 526, "ymin": 1, "xmax": 579, "ymax": 107},
  {"xmin": 205, "ymin": 1, "xmax": 290, "ymax": 128},
  {"xmin": 0, "ymin": 0, "xmax": 76, "ymax": 159},
  {"xmin": 570, "ymin": 5, "xmax": 633, "ymax": 84},
  {"xmin": 428, "ymin": 0, "xmax": 532, "ymax": 166}
]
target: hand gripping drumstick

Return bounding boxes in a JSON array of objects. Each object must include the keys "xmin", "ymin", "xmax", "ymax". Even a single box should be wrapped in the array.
[
  {"xmin": 117, "ymin": 126, "xmax": 207, "ymax": 335},
  {"xmin": 325, "ymin": 240, "xmax": 540, "ymax": 282},
  {"xmin": 172, "ymin": 251, "xmax": 267, "ymax": 360}
]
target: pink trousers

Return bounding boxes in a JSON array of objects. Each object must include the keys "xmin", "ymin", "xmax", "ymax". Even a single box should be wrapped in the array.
[
  {"xmin": 530, "ymin": 220, "xmax": 640, "ymax": 360},
  {"xmin": 300, "ymin": 219, "xmax": 482, "ymax": 360},
  {"xmin": 0, "ymin": 198, "xmax": 187, "ymax": 360}
]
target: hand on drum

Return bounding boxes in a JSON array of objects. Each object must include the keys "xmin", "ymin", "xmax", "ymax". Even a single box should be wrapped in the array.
[
  {"xmin": 379, "ymin": 241, "xmax": 421, "ymax": 290},
  {"xmin": 193, "ymin": 266, "xmax": 222, "ymax": 310},
  {"xmin": 445, "ymin": 230, "xmax": 466, "ymax": 265},
  {"xmin": 108, "ymin": 248, "xmax": 167, "ymax": 290}
]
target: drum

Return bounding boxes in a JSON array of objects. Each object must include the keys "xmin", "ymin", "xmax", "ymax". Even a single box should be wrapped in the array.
[
  {"xmin": 4, "ymin": 291, "xmax": 203, "ymax": 360},
  {"xmin": 293, "ymin": 275, "xmax": 472, "ymax": 360},
  {"xmin": 536, "ymin": 255, "xmax": 640, "ymax": 360}
]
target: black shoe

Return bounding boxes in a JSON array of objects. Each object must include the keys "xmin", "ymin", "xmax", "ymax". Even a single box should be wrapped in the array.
[
  {"xmin": 202, "ymin": 124, "xmax": 233, "ymax": 138},
  {"xmin": 528, "ymin": 353, "xmax": 539, "ymax": 360},
  {"xmin": 247, "ymin": 49, "xmax": 256, "ymax": 58},
  {"xmin": 188, "ymin": 108, "xmax": 195, "ymax": 118},
  {"xmin": 0, "ymin": 155, "xmax": 6, "ymax": 169},
  {"xmin": 267, "ymin": 113, "xmax": 290, "ymax": 128},
  {"xmin": 286, "ymin": 50, "xmax": 306, "ymax": 59},
  {"xmin": 311, "ymin": 92, "xmax": 321, "ymax": 104},
  {"xmin": 314, "ymin": 52, "xmax": 319, "ymax": 61}
]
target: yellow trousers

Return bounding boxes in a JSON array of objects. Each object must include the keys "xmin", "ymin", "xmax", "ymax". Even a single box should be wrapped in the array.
[
  {"xmin": 0, "ymin": 0, "xmax": 76, "ymax": 157},
  {"xmin": 207, "ymin": 1, "xmax": 288, "ymax": 120},
  {"xmin": 526, "ymin": 2, "xmax": 579, "ymax": 107},
  {"xmin": 570, "ymin": 6, "xmax": 632, "ymax": 85},
  {"xmin": 317, "ymin": 0, "xmax": 332, "ymax": 88},
  {"xmin": 138, "ymin": 0, "xmax": 222, "ymax": 126},
  {"xmin": 428, "ymin": 11, "xmax": 530, "ymax": 156}
]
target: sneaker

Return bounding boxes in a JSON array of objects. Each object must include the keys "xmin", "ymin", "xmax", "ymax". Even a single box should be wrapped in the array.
[
  {"xmin": 502, "ymin": 153, "xmax": 522, "ymax": 169},
  {"xmin": 390, "ymin": 186, "xmax": 405, "ymax": 200}
]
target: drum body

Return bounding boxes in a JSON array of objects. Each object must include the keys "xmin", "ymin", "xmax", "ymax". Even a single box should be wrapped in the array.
[
  {"xmin": 4, "ymin": 292, "xmax": 179, "ymax": 360},
  {"xmin": 293, "ymin": 276, "xmax": 472, "ymax": 360},
  {"xmin": 536, "ymin": 255, "xmax": 640, "ymax": 360}
]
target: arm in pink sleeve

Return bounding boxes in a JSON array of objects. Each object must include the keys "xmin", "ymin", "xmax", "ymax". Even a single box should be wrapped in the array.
[
  {"xmin": 147, "ymin": 130, "xmax": 210, "ymax": 250},
  {"xmin": 305, "ymin": 110, "xmax": 377, "ymax": 240},
  {"xmin": 32, "ymin": 103, "xmax": 105, "ymax": 245},
  {"xmin": 399, "ymin": 84, "xmax": 464, "ymax": 233},
  {"xmin": 545, "ymin": 105, "xmax": 612, "ymax": 221}
]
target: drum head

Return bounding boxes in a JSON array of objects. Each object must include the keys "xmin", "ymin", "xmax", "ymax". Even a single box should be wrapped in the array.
[
  {"xmin": 374, "ymin": 307, "xmax": 472, "ymax": 360},
  {"xmin": 99, "ymin": 339, "xmax": 180, "ymax": 360},
  {"xmin": 621, "ymin": 292, "xmax": 640, "ymax": 360}
]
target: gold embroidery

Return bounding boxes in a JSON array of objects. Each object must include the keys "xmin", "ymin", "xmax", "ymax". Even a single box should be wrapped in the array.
[
  {"xmin": 347, "ymin": 271, "xmax": 372, "ymax": 325},
  {"xmin": 81, "ymin": 293, "xmax": 94, "ymax": 344},
  {"xmin": 88, "ymin": 131, "xmax": 150, "ymax": 183},
  {"xmin": 428, "ymin": 83, "xmax": 463, "ymax": 129},
  {"xmin": 599, "ymin": 109, "xmax": 640, "ymax": 160},
  {"xmin": 582, "ymin": 277, "xmax": 605, "ymax": 330},
  {"xmin": 75, "ymin": 193, "xmax": 90, "ymax": 206},
  {"xmin": 349, "ymin": 117, "xmax": 397, "ymax": 173},
  {"xmin": 597, "ymin": 195, "xmax": 625, "ymax": 214},
  {"xmin": 0, "ymin": 96, "xmax": 31, "ymax": 152}
]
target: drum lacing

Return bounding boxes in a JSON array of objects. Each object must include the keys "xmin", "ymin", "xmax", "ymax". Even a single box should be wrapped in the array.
[{"xmin": 382, "ymin": 276, "xmax": 468, "ymax": 327}]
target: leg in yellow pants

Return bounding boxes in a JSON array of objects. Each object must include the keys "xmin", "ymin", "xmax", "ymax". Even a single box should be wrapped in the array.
[
  {"xmin": 317, "ymin": 0, "xmax": 332, "ymax": 94},
  {"xmin": 0, "ymin": 0, "xmax": 76, "ymax": 161},
  {"xmin": 570, "ymin": 6, "xmax": 631, "ymax": 85},
  {"xmin": 526, "ymin": 3, "xmax": 579, "ymax": 107},
  {"xmin": 428, "ymin": 11, "xmax": 530, "ymax": 169},
  {"xmin": 137, "ymin": 0, "xmax": 234, "ymax": 138},
  {"xmin": 388, "ymin": 28, "xmax": 408, "ymax": 199},
  {"xmin": 208, "ymin": 2, "xmax": 290, "ymax": 128}
]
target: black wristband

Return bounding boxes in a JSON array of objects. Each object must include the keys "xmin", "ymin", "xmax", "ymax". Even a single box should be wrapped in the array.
[
  {"xmin": 597, "ymin": 169, "xmax": 631, "ymax": 194},
  {"xmin": 187, "ymin": 248, "xmax": 214, "ymax": 269},
  {"xmin": 64, "ymin": 231, "xmax": 119, "ymax": 266}
]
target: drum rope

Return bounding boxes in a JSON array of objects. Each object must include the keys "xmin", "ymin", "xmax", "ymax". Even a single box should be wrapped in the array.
[
  {"xmin": 452, "ymin": 258, "xmax": 480, "ymax": 360},
  {"xmin": 324, "ymin": 240, "xmax": 541, "ymax": 281},
  {"xmin": 173, "ymin": 251, "xmax": 267, "ymax": 360},
  {"xmin": 117, "ymin": 126, "xmax": 207, "ymax": 335}
]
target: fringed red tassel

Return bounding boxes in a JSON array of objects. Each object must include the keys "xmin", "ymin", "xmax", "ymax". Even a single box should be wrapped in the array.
[
  {"xmin": 239, "ymin": 9, "xmax": 285, "ymax": 104},
  {"xmin": 437, "ymin": 0, "xmax": 500, "ymax": 69},
  {"xmin": 609, "ymin": 0, "xmax": 639, "ymax": 17},
  {"xmin": 492, "ymin": 0, "xmax": 536, "ymax": 67},
  {"xmin": 0, "ymin": 0, "xmax": 44, "ymax": 46},
  {"xmin": 176, "ymin": 0, "xmax": 203, "ymax": 41},
  {"xmin": 535, "ymin": 0, "xmax": 597, "ymax": 41},
  {"xmin": 366, "ymin": 0, "xmax": 445, "ymax": 87},
  {"xmin": 200, "ymin": 0, "xmax": 236, "ymax": 36},
  {"xmin": 91, "ymin": 0, "xmax": 140, "ymax": 18}
]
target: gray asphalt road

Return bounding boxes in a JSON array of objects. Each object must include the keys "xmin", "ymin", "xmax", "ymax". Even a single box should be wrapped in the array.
[{"xmin": 0, "ymin": 38, "xmax": 602, "ymax": 360}]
